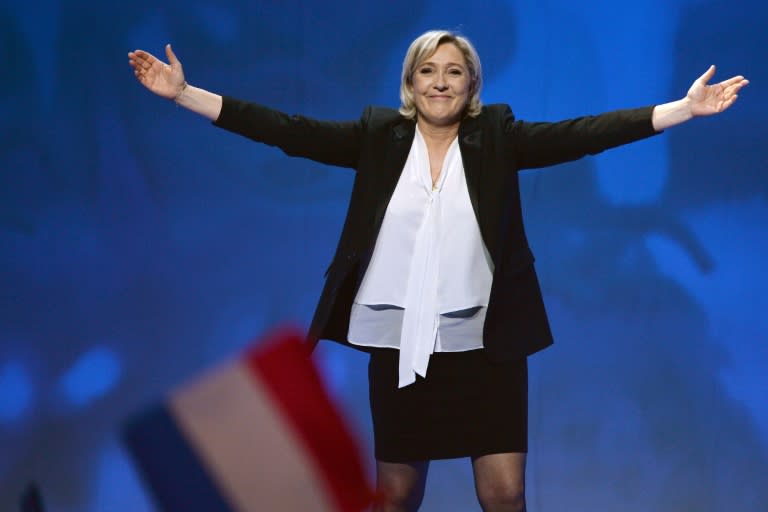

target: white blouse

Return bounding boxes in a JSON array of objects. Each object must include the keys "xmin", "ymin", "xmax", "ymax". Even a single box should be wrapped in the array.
[{"xmin": 348, "ymin": 126, "xmax": 494, "ymax": 388}]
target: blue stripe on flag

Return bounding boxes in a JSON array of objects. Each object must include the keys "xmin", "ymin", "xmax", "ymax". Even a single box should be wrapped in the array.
[{"xmin": 122, "ymin": 404, "xmax": 232, "ymax": 512}]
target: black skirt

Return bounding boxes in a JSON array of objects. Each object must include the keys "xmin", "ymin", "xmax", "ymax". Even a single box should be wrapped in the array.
[{"xmin": 368, "ymin": 348, "xmax": 528, "ymax": 463}]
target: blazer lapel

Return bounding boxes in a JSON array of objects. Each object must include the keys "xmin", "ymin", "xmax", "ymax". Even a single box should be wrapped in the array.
[
  {"xmin": 371, "ymin": 119, "xmax": 415, "ymax": 232},
  {"xmin": 458, "ymin": 116, "xmax": 483, "ymax": 229}
]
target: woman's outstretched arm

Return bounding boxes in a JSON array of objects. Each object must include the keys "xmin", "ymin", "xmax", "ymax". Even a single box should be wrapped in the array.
[{"xmin": 128, "ymin": 44, "xmax": 222, "ymax": 121}]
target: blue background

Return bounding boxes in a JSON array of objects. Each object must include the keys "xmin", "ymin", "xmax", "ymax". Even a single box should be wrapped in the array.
[{"xmin": 1, "ymin": 0, "xmax": 766, "ymax": 510}]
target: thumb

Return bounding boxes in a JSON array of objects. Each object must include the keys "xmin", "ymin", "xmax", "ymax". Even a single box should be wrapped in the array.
[
  {"xmin": 165, "ymin": 43, "xmax": 180, "ymax": 67},
  {"xmin": 697, "ymin": 64, "xmax": 716, "ymax": 85}
]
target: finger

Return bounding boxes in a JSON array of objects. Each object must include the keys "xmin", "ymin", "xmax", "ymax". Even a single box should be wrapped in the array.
[
  {"xmin": 719, "ymin": 75, "xmax": 746, "ymax": 88},
  {"xmin": 137, "ymin": 57, "xmax": 153, "ymax": 71},
  {"xmin": 133, "ymin": 49, "xmax": 152, "ymax": 61},
  {"xmin": 721, "ymin": 95, "xmax": 738, "ymax": 111},
  {"xmin": 697, "ymin": 64, "xmax": 716, "ymax": 85},
  {"xmin": 725, "ymin": 82, "xmax": 746, "ymax": 96},
  {"xmin": 723, "ymin": 79, "xmax": 749, "ymax": 97},
  {"xmin": 129, "ymin": 50, "xmax": 155, "ymax": 69},
  {"xmin": 128, "ymin": 58, "xmax": 143, "ymax": 73}
]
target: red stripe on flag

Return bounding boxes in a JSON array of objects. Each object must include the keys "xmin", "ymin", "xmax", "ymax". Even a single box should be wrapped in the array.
[{"xmin": 246, "ymin": 327, "xmax": 374, "ymax": 512}]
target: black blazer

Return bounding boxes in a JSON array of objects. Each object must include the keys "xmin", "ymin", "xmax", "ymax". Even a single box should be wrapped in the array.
[{"xmin": 214, "ymin": 98, "xmax": 659, "ymax": 361}]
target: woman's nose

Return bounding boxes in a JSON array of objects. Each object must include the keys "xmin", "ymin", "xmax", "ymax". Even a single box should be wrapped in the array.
[{"xmin": 434, "ymin": 74, "xmax": 448, "ymax": 90}]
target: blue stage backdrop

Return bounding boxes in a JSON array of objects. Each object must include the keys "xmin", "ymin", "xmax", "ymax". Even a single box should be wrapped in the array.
[{"xmin": 1, "ymin": 1, "xmax": 766, "ymax": 510}]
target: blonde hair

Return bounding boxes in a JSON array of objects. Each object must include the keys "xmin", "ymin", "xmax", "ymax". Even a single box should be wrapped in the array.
[{"xmin": 399, "ymin": 30, "xmax": 483, "ymax": 119}]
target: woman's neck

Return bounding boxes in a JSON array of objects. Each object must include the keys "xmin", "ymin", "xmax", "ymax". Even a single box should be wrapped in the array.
[{"xmin": 416, "ymin": 118, "xmax": 460, "ymax": 147}]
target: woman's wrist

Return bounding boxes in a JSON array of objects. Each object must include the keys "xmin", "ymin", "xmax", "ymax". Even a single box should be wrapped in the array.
[
  {"xmin": 168, "ymin": 83, "xmax": 223, "ymax": 121},
  {"xmin": 173, "ymin": 81, "xmax": 189, "ymax": 104},
  {"xmin": 652, "ymin": 97, "xmax": 694, "ymax": 131}
]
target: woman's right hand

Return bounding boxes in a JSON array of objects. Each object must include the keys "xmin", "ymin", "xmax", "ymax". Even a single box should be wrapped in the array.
[{"xmin": 128, "ymin": 44, "xmax": 186, "ymax": 100}]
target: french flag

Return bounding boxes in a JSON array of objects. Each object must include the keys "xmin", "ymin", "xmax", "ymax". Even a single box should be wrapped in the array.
[{"xmin": 123, "ymin": 328, "xmax": 374, "ymax": 512}]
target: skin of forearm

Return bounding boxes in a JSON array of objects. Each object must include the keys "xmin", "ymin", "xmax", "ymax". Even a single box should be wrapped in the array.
[
  {"xmin": 651, "ymin": 97, "xmax": 693, "ymax": 131},
  {"xmin": 175, "ymin": 84, "xmax": 223, "ymax": 121}
]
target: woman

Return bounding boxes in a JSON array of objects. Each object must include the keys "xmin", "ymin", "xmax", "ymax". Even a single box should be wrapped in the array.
[{"xmin": 128, "ymin": 30, "xmax": 747, "ymax": 512}]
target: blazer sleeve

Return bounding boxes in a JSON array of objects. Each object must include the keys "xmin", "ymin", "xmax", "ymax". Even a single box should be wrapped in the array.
[
  {"xmin": 504, "ymin": 105, "xmax": 661, "ymax": 170},
  {"xmin": 212, "ymin": 96, "xmax": 365, "ymax": 169}
]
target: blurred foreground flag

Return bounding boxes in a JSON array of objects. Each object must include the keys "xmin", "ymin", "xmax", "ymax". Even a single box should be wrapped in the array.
[{"xmin": 123, "ymin": 327, "xmax": 374, "ymax": 512}]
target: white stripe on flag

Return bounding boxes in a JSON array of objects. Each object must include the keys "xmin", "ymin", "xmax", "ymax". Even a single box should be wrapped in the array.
[{"xmin": 169, "ymin": 362, "xmax": 336, "ymax": 512}]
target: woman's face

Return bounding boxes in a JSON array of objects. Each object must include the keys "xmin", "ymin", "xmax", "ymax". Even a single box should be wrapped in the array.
[{"xmin": 411, "ymin": 42, "xmax": 471, "ymax": 128}]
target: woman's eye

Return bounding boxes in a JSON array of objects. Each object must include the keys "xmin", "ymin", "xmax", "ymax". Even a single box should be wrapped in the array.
[
  {"xmin": 418, "ymin": 67, "xmax": 433, "ymax": 74},
  {"xmin": 448, "ymin": 69, "xmax": 463, "ymax": 76}
]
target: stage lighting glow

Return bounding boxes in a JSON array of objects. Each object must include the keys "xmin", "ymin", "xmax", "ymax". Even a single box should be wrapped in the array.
[{"xmin": 57, "ymin": 347, "xmax": 122, "ymax": 408}]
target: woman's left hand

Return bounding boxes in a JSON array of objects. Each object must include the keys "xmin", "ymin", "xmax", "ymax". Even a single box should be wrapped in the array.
[{"xmin": 687, "ymin": 65, "xmax": 749, "ymax": 117}]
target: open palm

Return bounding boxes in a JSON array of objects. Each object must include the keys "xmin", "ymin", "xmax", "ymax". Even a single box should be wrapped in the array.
[
  {"xmin": 687, "ymin": 65, "xmax": 749, "ymax": 117},
  {"xmin": 128, "ymin": 44, "xmax": 185, "ymax": 100}
]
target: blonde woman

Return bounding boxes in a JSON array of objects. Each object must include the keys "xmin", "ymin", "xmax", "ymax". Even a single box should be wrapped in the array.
[{"xmin": 129, "ymin": 30, "xmax": 747, "ymax": 512}]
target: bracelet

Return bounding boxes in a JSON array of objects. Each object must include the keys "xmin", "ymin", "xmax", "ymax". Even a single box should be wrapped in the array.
[{"xmin": 174, "ymin": 81, "xmax": 188, "ymax": 104}]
